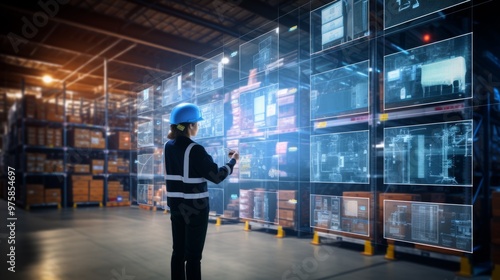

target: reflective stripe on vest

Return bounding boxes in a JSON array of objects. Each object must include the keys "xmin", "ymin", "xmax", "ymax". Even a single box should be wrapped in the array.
[
  {"xmin": 166, "ymin": 143, "xmax": 207, "ymax": 199},
  {"xmin": 167, "ymin": 192, "xmax": 209, "ymax": 199}
]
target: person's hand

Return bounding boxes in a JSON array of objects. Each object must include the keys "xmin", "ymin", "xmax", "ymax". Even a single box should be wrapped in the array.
[{"xmin": 228, "ymin": 150, "xmax": 239, "ymax": 161}]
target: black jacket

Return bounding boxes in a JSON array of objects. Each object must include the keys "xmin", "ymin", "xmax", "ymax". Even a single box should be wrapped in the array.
[{"xmin": 164, "ymin": 136, "xmax": 236, "ymax": 211}]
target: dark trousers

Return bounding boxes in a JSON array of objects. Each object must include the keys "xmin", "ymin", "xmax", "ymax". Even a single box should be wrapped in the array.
[{"xmin": 170, "ymin": 206, "xmax": 209, "ymax": 280}]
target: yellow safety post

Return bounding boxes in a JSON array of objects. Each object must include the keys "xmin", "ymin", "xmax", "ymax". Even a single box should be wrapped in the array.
[
  {"xmin": 311, "ymin": 231, "xmax": 320, "ymax": 245},
  {"xmin": 385, "ymin": 244, "xmax": 395, "ymax": 260},
  {"xmin": 216, "ymin": 217, "xmax": 222, "ymax": 226},
  {"xmin": 276, "ymin": 226, "xmax": 285, "ymax": 238},
  {"xmin": 458, "ymin": 256, "xmax": 472, "ymax": 277},
  {"xmin": 73, "ymin": 203, "xmax": 77, "ymax": 208},
  {"xmin": 57, "ymin": 203, "xmax": 62, "ymax": 209},
  {"xmin": 99, "ymin": 202, "xmax": 104, "ymax": 208},
  {"xmin": 164, "ymin": 209, "xmax": 168, "ymax": 214},
  {"xmin": 244, "ymin": 220, "xmax": 251, "ymax": 231},
  {"xmin": 492, "ymin": 264, "xmax": 500, "ymax": 280},
  {"xmin": 362, "ymin": 240, "xmax": 374, "ymax": 256}
]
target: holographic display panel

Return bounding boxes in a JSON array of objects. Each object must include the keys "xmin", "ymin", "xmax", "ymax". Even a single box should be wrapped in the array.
[
  {"xmin": 384, "ymin": 120, "xmax": 473, "ymax": 186},
  {"xmin": 384, "ymin": 34, "xmax": 472, "ymax": 110},
  {"xmin": 384, "ymin": 200, "xmax": 472, "ymax": 252},
  {"xmin": 311, "ymin": 60, "xmax": 369, "ymax": 119},
  {"xmin": 311, "ymin": 130, "xmax": 369, "ymax": 183},
  {"xmin": 310, "ymin": 194, "xmax": 370, "ymax": 236}
]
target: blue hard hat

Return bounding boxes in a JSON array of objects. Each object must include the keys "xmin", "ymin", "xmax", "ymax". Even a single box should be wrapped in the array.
[{"xmin": 170, "ymin": 103, "xmax": 204, "ymax": 125}]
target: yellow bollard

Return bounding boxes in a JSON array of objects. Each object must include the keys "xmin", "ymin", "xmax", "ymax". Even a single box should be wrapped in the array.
[
  {"xmin": 385, "ymin": 244, "xmax": 395, "ymax": 260},
  {"xmin": 216, "ymin": 217, "xmax": 222, "ymax": 226},
  {"xmin": 311, "ymin": 231, "xmax": 320, "ymax": 245},
  {"xmin": 458, "ymin": 256, "xmax": 472, "ymax": 277},
  {"xmin": 244, "ymin": 220, "xmax": 251, "ymax": 231},
  {"xmin": 362, "ymin": 240, "xmax": 374, "ymax": 256},
  {"xmin": 57, "ymin": 203, "xmax": 62, "ymax": 209},
  {"xmin": 276, "ymin": 226, "xmax": 285, "ymax": 238}
]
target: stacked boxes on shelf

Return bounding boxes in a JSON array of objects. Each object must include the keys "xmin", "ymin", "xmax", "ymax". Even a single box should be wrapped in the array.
[
  {"xmin": 108, "ymin": 155, "xmax": 129, "ymax": 174},
  {"xmin": 25, "ymin": 126, "xmax": 63, "ymax": 147},
  {"xmin": 26, "ymin": 153, "xmax": 63, "ymax": 173},
  {"xmin": 23, "ymin": 95, "xmax": 37, "ymax": 119},
  {"xmin": 92, "ymin": 159, "xmax": 104, "ymax": 174},
  {"xmin": 224, "ymin": 196, "xmax": 240, "ymax": 219},
  {"xmin": 25, "ymin": 184, "xmax": 44, "ymax": 205},
  {"xmin": 72, "ymin": 175, "xmax": 91, "ymax": 203},
  {"xmin": 277, "ymin": 190, "xmax": 297, "ymax": 229},
  {"xmin": 67, "ymin": 127, "xmax": 107, "ymax": 150},
  {"xmin": 239, "ymin": 189, "xmax": 254, "ymax": 219},
  {"xmin": 44, "ymin": 188, "xmax": 61, "ymax": 204},
  {"xmin": 26, "ymin": 126, "xmax": 37, "ymax": 145},
  {"xmin": 24, "ymin": 185, "xmax": 61, "ymax": 206},
  {"xmin": 69, "ymin": 128, "xmax": 90, "ymax": 148},
  {"xmin": 45, "ymin": 102, "xmax": 64, "ymax": 122},
  {"xmin": 107, "ymin": 180, "xmax": 130, "ymax": 206},
  {"xmin": 9, "ymin": 95, "xmax": 134, "ymax": 209},
  {"xmin": 44, "ymin": 158, "xmax": 64, "ymax": 172},
  {"xmin": 109, "ymin": 131, "xmax": 132, "ymax": 150},
  {"xmin": 90, "ymin": 130, "xmax": 105, "ymax": 149},
  {"xmin": 71, "ymin": 175, "xmax": 104, "ymax": 204},
  {"xmin": 89, "ymin": 180, "xmax": 104, "ymax": 203},
  {"xmin": 26, "ymin": 153, "xmax": 46, "ymax": 173},
  {"xmin": 44, "ymin": 127, "xmax": 62, "ymax": 147}
]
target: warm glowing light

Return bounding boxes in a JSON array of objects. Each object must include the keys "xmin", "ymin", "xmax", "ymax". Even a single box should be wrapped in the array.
[
  {"xmin": 423, "ymin": 34, "xmax": 431, "ymax": 42},
  {"xmin": 42, "ymin": 75, "xmax": 53, "ymax": 83}
]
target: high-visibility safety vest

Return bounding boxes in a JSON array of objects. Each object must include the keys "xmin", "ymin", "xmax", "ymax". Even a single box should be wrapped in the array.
[{"xmin": 164, "ymin": 136, "xmax": 236, "ymax": 211}]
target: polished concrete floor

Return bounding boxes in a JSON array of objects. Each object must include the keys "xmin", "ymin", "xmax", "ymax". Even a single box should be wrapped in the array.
[{"xmin": 0, "ymin": 199, "xmax": 492, "ymax": 280}]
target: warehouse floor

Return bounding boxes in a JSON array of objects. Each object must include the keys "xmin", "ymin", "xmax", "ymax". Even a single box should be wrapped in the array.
[{"xmin": 0, "ymin": 199, "xmax": 491, "ymax": 280}]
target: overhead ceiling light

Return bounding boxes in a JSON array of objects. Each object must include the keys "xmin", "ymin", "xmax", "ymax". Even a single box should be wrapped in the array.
[
  {"xmin": 42, "ymin": 75, "xmax": 53, "ymax": 84},
  {"xmin": 221, "ymin": 57, "xmax": 229, "ymax": 64}
]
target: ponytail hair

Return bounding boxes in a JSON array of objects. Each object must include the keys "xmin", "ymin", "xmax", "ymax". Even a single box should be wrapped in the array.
[{"xmin": 167, "ymin": 123, "xmax": 190, "ymax": 139}]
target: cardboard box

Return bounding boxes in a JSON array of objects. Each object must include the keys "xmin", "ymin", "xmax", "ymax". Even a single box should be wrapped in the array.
[
  {"xmin": 90, "ymin": 137, "xmax": 105, "ymax": 149},
  {"xmin": 26, "ymin": 184, "xmax": 44, "ymax": 205},
  {"xmin": 278, "ymin": 219, "xmax": 295, "ymax": 228},
  {"xmin": 277, "ymin": 209, "xmax": 295, "ymax": 221},
  {"xmin": 278, "ymin": 190, "xmax": 296, "ymax": 201},
  {"xmin": 278, "ymin": 200, "xmax": 297, "ymax": 210},
  {"xmin": 73, "ymin": 194, "xmax": 88, "ymax": 202},
  {"xmin": 223, "ymin": 210, "xmax": 237, "ymax": 218},
  {"xmin": 27, "ymin": 184, "xmax": 44, "ymax": 194},
  {"xmin": 37, "ymin": 127, "xmax": 45, "ymax": 146},
  {"xmin": 45, "ymin": 189, "xmax": 61, "ymax": 203},
  {"xmin": 92, "ymin": 160, "xmax": 104, "ymax": 174},
  {"xmin": 73, "ymin": 186, "xmax": 89, "ymax": 195},
  {"xmin": 67, "ymin": 115, "xmax": 82, "ymax": 123},
  {"xmin": 71, "ymin": 175, "xmax": 92, "ymax": 181},
  {"xmin": 73, "ymin": 164, "xmax": 90, "ymax": 173}
]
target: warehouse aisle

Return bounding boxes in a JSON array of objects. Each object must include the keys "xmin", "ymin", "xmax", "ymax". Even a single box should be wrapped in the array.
[{"xmin": 0, "ymin": 200, "xmax": 490, "ymax": 280}]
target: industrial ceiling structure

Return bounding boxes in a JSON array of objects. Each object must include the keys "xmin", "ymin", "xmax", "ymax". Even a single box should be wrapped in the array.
[
  {"xmin": 0, "ymin": 0, "xmax": 497, "ymax": 103},
  {"xmin": 0, "ymin": 0, "xmax": 308, "ymax": 100}
]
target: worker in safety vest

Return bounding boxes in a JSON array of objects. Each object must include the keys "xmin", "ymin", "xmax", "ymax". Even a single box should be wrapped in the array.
[{"xmin": 164, "ymin": 102, "xmax": 239, "ymax": 280}]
